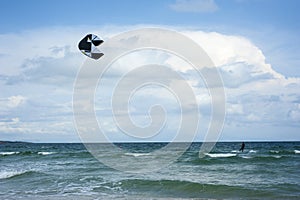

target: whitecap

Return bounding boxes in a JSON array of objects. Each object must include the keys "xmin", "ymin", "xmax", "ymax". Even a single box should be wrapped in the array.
[
  {"xmin": 294, "ymin": 150, "xmax": 300, "ymax": 154},
  {"xmin": 0, "ymin": 152, "xmax": 19, "ymax": 155},
  {"xmin": 231, "ymin": 150, "xmax": 239, "ymax": 153},
  {"xmin": 0, "ymin": 171, "xmax": 26, "ymax": 179},
  {"xmin": 241, "ymin": 156, "xmax": 252, "ymax": 159},
  {"xmin": 37, "ymin": 152, "xmax": 55, "ymax": 155},
  {"xmin": 270, "ymin": 150, "xmax": 279, "ymax": 154},
  {"xmin": 272, "ymin": 155, "xmax": 282, "ymax": 159},
  {"xmin": 205, "ymin": 153, "xmax": 237, "ymax": 158},
  {"xmin": 249, "ymin": 150, "xmax": 257, "ymax": 153},
  {"xmin": 124, "ymin": 153, "xmax": 151, "ymax": 157}
]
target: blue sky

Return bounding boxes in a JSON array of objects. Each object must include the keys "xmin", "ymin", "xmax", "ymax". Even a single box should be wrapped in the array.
[
  {"xmin": 0, "ymin": 0, "xmax": 299, "ymax": 142},
  {"xmin": 1, "ymin": 0, "xmax": 299, "ymax": 76},
  {"xmin": 1, "ymin": 0, "xmax": 299, "ymax": 31}
]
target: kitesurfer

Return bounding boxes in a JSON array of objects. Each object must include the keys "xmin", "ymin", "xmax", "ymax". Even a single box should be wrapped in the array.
[{"xmin": 239, "ymin": 142, "xmax": 245, "ymax": 152}]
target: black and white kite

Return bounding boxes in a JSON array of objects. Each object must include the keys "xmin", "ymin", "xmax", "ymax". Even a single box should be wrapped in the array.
[{"xmin": 78, "ymin": 34, "xmax": 104, "ymax": 60}]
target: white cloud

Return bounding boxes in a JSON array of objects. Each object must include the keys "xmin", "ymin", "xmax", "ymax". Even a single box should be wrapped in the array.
[
  {"xmin": 227, "ymin": 104, "xmax": 244, "ymax": 115},
  {"xmin": 8, "ymin": 95, "xmax": 26, "ymax": 107},
  {"xmin": 170, "ymin": 0, "xmax": 218, "ymax": 13},
  {"xmin": 0, "ymin": 95, "xmax": 26, "ymax": 110},
  {"xmin": 182, "ymin": 31, "xmax": 283, "ymax": 79},
  {"xmin": 11, "ymin": 117, "xmax": 20, "ymax": 123},
  {"xmin": 0, "ymin": 25, "xmax": 299, "ymax": 142}
]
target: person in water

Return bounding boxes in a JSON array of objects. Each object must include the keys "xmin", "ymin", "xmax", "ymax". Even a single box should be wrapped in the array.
[{"xmin": 239, "ymin": 142, "xmax": 245, "ymax": 152}]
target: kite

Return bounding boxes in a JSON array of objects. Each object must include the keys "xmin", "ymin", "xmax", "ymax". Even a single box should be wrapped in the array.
[{"xmin": 78, "ymin": 34, "xmax": 104, "ymax": 60}]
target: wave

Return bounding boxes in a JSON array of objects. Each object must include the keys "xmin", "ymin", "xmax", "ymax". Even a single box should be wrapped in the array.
[
  {"xmin": 0, "ymin": 151, "xmax": 20, "ymax": 156},
  {"xmin": 295, "ymin": 150, "xmax": 300, "ymax": 154},
  {"xmin": 0, "ymin": 151, "xmax": 57, "ymax": 156},
  {"xmin": 272, "ymin": 155, "xmax": 282, "ymax": 159},
  {"xmin": 270, "ymin": 150, "xmax": 279, "ymax": 154},
  {"xmin": 202, "ymin": 152, "xmax": 285, "ymax": 160},
  {"xmin": 37, "ymin": 152, "xmax": 56, "ymax": 155},
  {"xmin": 241, "ymin": 156, "xmax": 252, "ymax": 159},
  {"xmin": 124, "ymin": 153, "xmax": 151, "ymax": 157},
  {"xmin": 119, "ymin": 179, "xmax": 268, "ymax": 198},
  {"xmin": 0, "ymin": 170, "xmax": 30, "ymax": 180},
  {"xmin": 240, "ymin": 155, "xmax": 284, "ymax": 161},
  {"xmin": 230, "ymin": 150, "xmax": 256, "ymax": 154},
  {"xmin": 205, "ymin": 153, "xmax": 237, "ymax": 158}
]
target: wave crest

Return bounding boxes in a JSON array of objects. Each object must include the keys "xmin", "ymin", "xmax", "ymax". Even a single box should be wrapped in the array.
[
  {"xmin": 0, "ymin": 171, "xmax": 29, "ymax": 180},
  {"xmin": 37, "ymin": 152, "xmax": 56, "ymax": 155},
  {"xmin": 205, "ymin": 153, "xmax": 237, "ymax": 158},
  {"xmin": 0, "ymin": 152, "xmax": 20, "ymax": 156}
]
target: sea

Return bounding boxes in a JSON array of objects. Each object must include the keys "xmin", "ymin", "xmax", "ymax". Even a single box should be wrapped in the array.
[{"xmin": 0, "ymin": 142, "xmax": 299, "ymax": 199}]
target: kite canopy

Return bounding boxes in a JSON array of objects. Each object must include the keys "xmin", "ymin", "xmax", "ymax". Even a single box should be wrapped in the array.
[{"xmin": 78, "ymin": 34, "xmax": 104, "ymax": 60}]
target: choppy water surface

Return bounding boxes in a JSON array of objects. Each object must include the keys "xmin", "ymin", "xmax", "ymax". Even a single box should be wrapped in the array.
[{"xmin": 0, "ymin": 142, "xmax": 299, "ymax": 199}]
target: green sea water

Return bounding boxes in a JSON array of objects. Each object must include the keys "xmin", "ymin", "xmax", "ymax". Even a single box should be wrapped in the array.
[{"xmin": 0, "ymin": 142, "xmax": 299, "ymax": 199}]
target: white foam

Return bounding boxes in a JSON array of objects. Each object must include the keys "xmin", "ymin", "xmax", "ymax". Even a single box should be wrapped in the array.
[
  {"xmin": 241, "ymin": 156, "xmax": 252, "ymax": 159},
  {"xmin": 0, "ymin": 171, "xmax": 26, "ymax": 179},
  {"xmin": 125, "ymin": 153, "xmax": 151, "ymax": 157},
  {"xmin": 205, "ymin": 153, "xmax": 237, "ymax": 158},
  {"xmin": 272, "ymin": 156, "xmax": 282, "ymax": 159},
  {"xmin": 37, "ymin": 152, "xmax": 55, "ymax": 155},
  {"xmin": 270, "ymin": 150, "xmax": 279, "ymax": 153},
  {"xmin": 294, "ymin": 150, "xmax": 300, "ymax": 154},
  {"xmin": 0, "ymin": 152, "xmax": 19, "ymax": 155},
  {"xmin": 249, "ymin": 150, "xmax": 257, "ymax": 153},
  {"xmin": 231, "ymin": 150, "xmax": 239, "ymax": 153}
]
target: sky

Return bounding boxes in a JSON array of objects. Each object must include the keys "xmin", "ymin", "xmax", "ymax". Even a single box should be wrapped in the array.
[{"xmin": 0, "ymin": 0, "xmax": 299, "ymax": 142}]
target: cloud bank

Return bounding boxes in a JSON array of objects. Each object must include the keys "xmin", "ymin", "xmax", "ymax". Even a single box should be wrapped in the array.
[{"xmin": 0, "ymin": 25, "xmax": 299, "ymax": 142}]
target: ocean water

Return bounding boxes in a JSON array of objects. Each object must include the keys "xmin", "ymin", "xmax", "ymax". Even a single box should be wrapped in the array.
[{"xmin": 0, "ymin": 142, "xmax": 299, "ymax": 199}]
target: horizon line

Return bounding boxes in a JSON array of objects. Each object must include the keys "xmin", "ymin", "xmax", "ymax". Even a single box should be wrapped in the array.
[{"xmin": 1, "ymin": 140, "xmax": 300, "ymax": 144}]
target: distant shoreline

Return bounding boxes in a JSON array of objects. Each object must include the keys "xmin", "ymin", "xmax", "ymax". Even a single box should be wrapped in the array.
[{"xmin": 0, "ymin": 141, "xmax": 32, "ymax": 144}]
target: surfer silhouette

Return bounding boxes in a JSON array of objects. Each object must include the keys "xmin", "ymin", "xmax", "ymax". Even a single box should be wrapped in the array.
[{"xmin": 239, "ymin": 142, "xmax": 245, "ymax": 152}]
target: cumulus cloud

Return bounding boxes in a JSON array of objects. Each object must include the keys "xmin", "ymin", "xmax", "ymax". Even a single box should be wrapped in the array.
[
  {"xmin": 183, "ymin": 31, "xmax": 283, "ymax": 77},
  {"xmin": 0, "ymin": 25, "xmax": 299, "ymax": 142},
  {"xmin": 170, "ymin": 0, "xmax": 218, "ymax": 13}
]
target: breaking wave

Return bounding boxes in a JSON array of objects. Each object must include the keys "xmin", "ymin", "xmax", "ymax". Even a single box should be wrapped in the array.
[
  {"xmin": 205, "ymin": 153, "xmax": 237, "ymax": 158},
  {"xmin": 0, "ymin": 152, "xmax": 20, "ymax": 156},
  {"xmin": 124, "ymin": 153, "xmax": 151, "ymax": 157},
  {"xmin": 37, "ymin": 152, "xmax": 56, "ymax": 155},
  {"xmin": 0, "ymin": 170, "xmax": 31, "ymax": 180}
]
